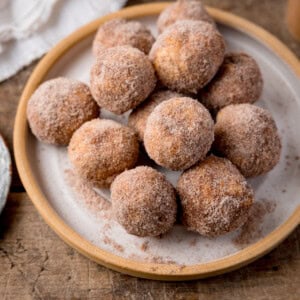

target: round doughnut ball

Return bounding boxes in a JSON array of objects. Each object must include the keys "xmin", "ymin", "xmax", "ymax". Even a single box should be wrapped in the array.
[
  {"xmin": 128, "ymin": 90, "xmax": 182, "ymax": 141},
  {"xmin": 157, "ymin": 0, "xmax": 215, "ymax": 33},
  {"xmin": 27, "ymin": 77, "xmax": 99, "ymax": 145},
  {"xmin": 149, "ymin": 20, "xmax": 225, "ymax": 94},
  {"xmin": 177, "ymin": 155, "xmax": 254, "ymax": 237},
  {"xmin": 200, "ymin": 53, "xmax": 263, "ymax": 113},
  {"xmin": 92, "ymin": 18, "xmax": 155, "ymax": 56},
  {"xmin": 214, "ymin": 104, "xmax": 281, "ymax": 177},
  {"xmin": 111, "ymin": 166, "xmax": 177, "ymax": 237},
  {"xmin": 68, "ymin": 119, "xmax": 139, "ymax": 187},
  {"xmin": 144, "ymin": 97, "xmax": 214, "ymax": 170},
  {"xmin": 90, "ymin": 46, "xmax": 156, "ymax": 115}
]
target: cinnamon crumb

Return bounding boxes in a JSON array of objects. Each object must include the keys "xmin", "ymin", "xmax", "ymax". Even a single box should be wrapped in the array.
[
  {"xmin": 189, "ymin": 238, "xmax": 197, "ymax": 247},
  {"xmin": 140, "ymin": 241, "xmax": 149, "ymax": 252},
  {"xmin": 103, "ymin": 235, "xmax": 124, "ymax": 253},
  {"xmin": 103, "ymin": 223, "xmax": 112, "ymax": 231},
  {"xmin": 150, "ymin": 256, "xmax": 176, "ymax": 265},
  {"xmin": 233, "ymin": 199, "xmax": 276, "ymax": 246},
  {"xmin": 64, "ymin": 168, "xmax": 111, "ymax": 218}
]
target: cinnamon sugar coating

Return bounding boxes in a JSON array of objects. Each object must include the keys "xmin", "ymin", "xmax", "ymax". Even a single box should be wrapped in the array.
[
  {"xmin": 93, "ymin": 18, "xmax": 155, "ymax": 56},
  {"xmin": 111, "ymin": 166, "xmax": 177, "ymax": 237},
  {"xmin": 90, "ymin": 46, "xmax": 156, "ymax": 114},
  {"xmin": 68, "ymin": 119, "xmax": 139, "ymax": 188},
  {"xmin": 157, "ymin": 0, "xmax": 215, "ymax": 33},
  {"xmin": 128, "ymin": 90, "xmax": 182, "ymax": 141},
  {"xmin": 200, "ymin": 53, "xmax": 263, "ymax": 113},
  {"xmin": 144, "ymin": 97, "xmax": 214, "ymax": 170},
  {"xmin": 27, "ymin": 77, "xmax": 99, "ymax": 145},
  {"xmin": 149, "ymin": 20, "xmax": 225, "ymax": 94},
  {"xmin": 214, "ymin": 104, "xmax": 281, "ymax": 177},
  {"xmin": 177, "ymin": 155, "xmax": 254, "ymax": 237}
]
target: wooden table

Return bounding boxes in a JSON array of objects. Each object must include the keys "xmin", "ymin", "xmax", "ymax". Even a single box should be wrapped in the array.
[{"xmin": 0, "ymin": 1, "xmax": 299, "ymax": 299}]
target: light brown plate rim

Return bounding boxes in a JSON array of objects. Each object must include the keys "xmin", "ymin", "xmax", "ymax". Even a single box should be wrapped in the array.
[{"xmin": 14, "ymin": 2, "xmax": 300, "ymax": 280}]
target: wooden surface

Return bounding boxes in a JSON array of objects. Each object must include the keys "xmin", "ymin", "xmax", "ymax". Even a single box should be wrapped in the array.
[
  {"xmin": 0, "ymin": 0, "xmax": 300, "ymax": 298},
  {"xmin": 286, "ymin": 0, "xmax": 300, "ymax": 41}
]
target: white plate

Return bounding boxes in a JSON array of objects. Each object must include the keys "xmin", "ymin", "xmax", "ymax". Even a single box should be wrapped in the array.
[
  {"xmin": 15, "ymin": 4, "xmax": 300, "ymax": 279},
  {"xmin": 0, "ymin": 134, "xmax": 11, "ymax": 214},
  {"xmin": 26, "ymin": 15, "xmax": 300, "ymax": 266}
]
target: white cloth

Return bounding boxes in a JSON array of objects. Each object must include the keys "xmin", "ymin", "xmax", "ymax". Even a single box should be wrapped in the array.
[{"xmin": 0, "ymin": 0, "xmax": 126, "ymax": 82}]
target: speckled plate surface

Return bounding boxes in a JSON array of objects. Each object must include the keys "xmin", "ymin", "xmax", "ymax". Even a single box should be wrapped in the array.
[
  {"xmin": 0, "ymin": 134, "xmax": 11, "ymax": 214},
  {"xmin": 14, "ymin": 3, "xmax": 300, "ymax": 280}
]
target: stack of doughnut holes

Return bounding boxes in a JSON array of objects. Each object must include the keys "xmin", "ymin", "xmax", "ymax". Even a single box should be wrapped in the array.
[{"xmin": 27, "ymin": 0, "xmax": 281, "ymax": 238}]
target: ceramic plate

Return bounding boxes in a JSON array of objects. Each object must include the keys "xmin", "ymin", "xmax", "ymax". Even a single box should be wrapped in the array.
[
  {"xmin": 0, "ymin": 134, "xmax": 11, "ymax": 214},
  {"xmin": 14, "ymin": 3, "xmax": 300, "ymax": 280}
]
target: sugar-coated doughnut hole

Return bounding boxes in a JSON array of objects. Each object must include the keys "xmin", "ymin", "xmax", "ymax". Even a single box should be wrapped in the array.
[
  {"xmin": 144, "ymin": 97, "xmax": 214, "ymax": 170},
  {"xmin": 149, "ymin": 20, "xmax": 225, "ymax": 94},
  {"xmin": 157, "ymin": 0, "xmax": 215, "ymax": 33},
  {"xmin": 214, "ymin": 104, "xmax": 281, "ymax": 177},
  {"xmin": 200, "ymin": 52, "xmax": 263, "ymax": 114},
  {"xmin": 93, "ymin": 18, "xmax": 155, "ymax": 56},
  {"xmin": 27, "ymin": 77, "xmax": 99, "ymax": 145},
  {"xmin": 128, "ymin": 90, "xmax": 183, "ymax": 141},
  {"xmin": 90, "ymin": 46, "xmax": 156, "ymax": 114},
  {"xmin": 177, "ymin": 155, "xmax": 254, "ymax": 237},
  {"xmin": 68, "ymin": 119, "xmax": 139, "ymax": 188},
  {"xmin": 111, "ymin": 166, "xmax": 177, "ymax": 237}
]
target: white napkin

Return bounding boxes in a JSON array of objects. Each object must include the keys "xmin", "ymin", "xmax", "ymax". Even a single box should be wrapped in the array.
[{"xmin": 0, "ymin": 0, "xmax": 127, "ymax": 82}]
